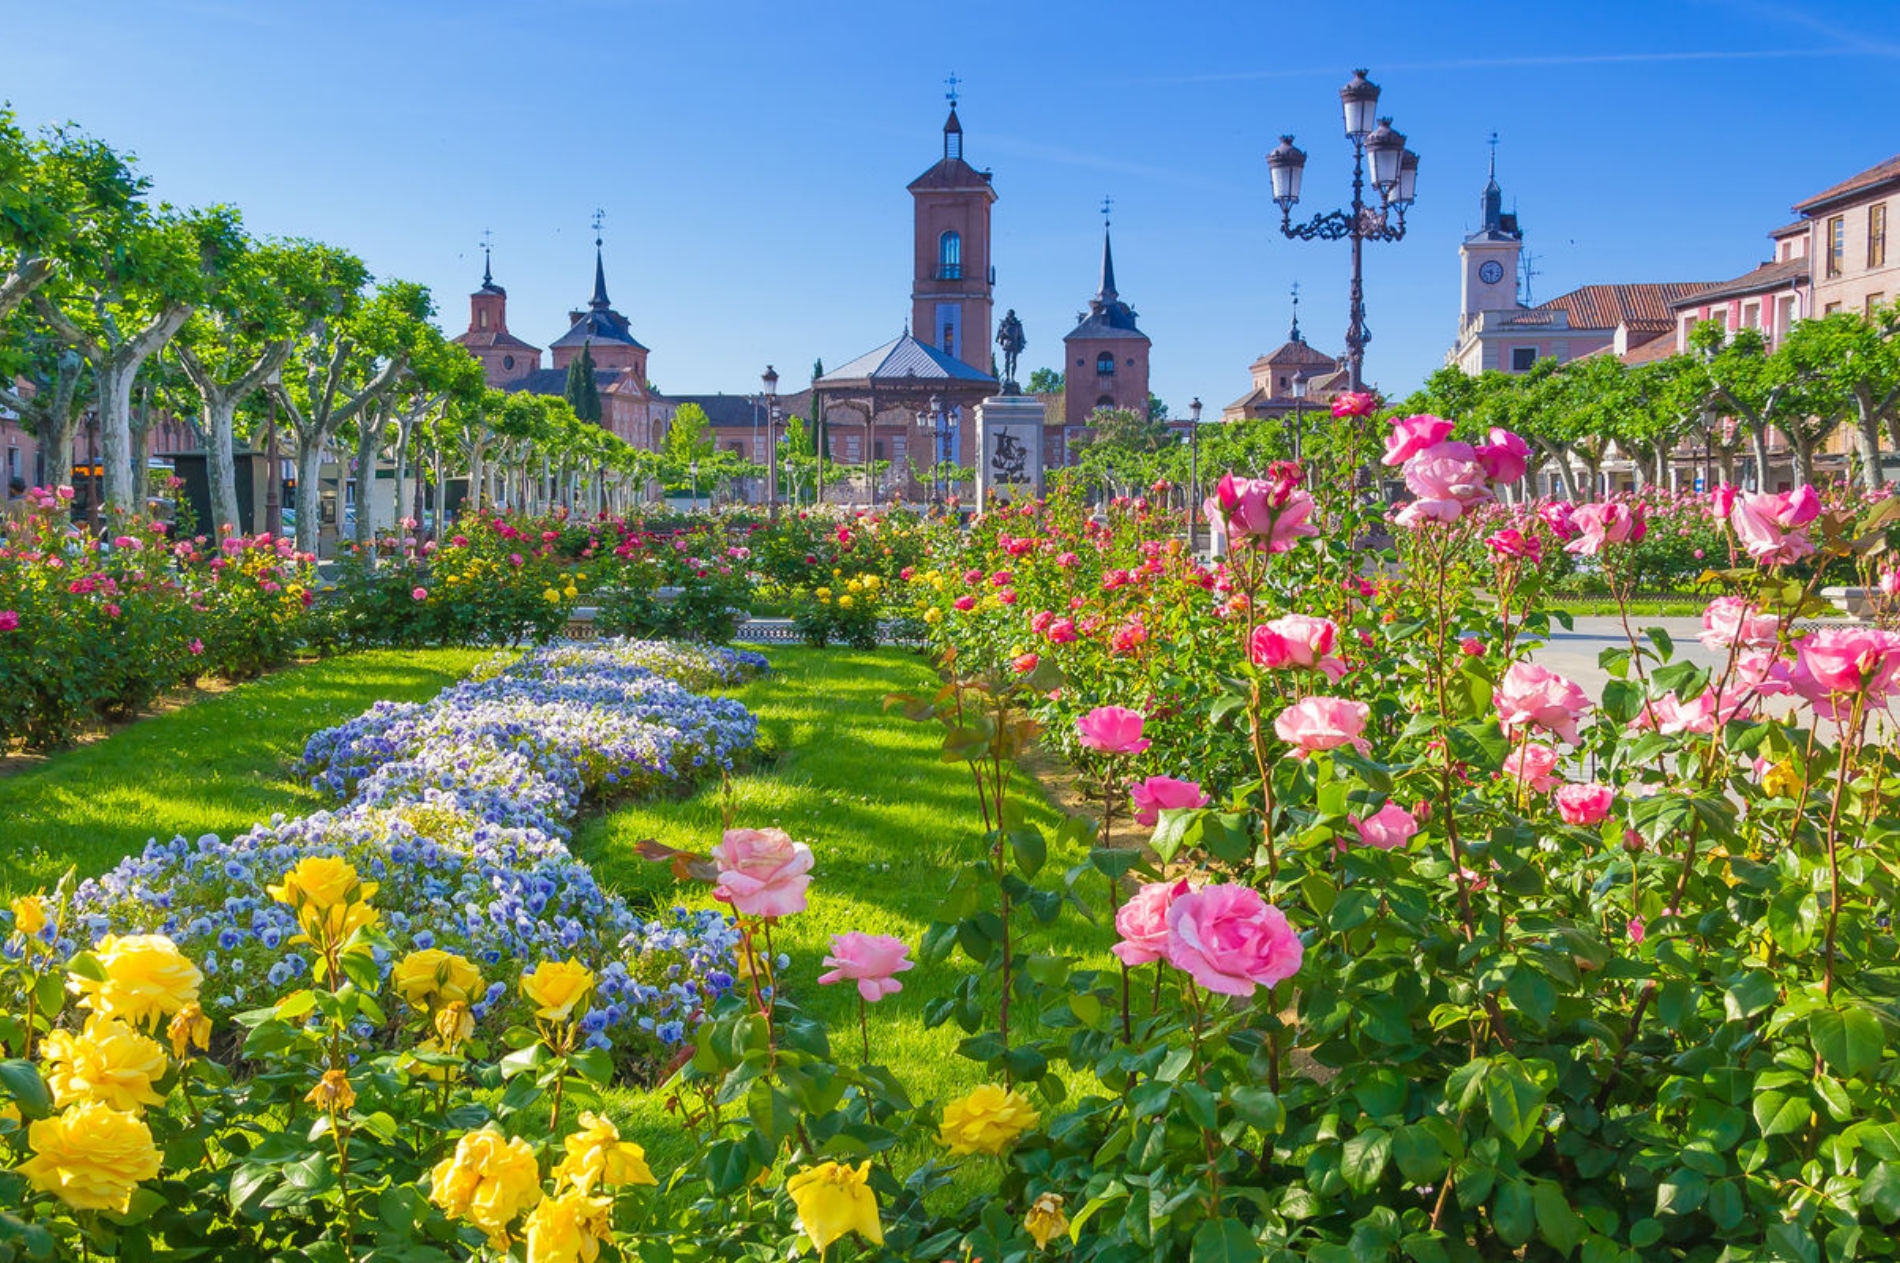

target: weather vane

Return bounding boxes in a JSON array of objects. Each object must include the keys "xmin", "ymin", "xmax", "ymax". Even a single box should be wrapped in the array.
[
  {"xmin": 1100, "ymin": 195, "xmax": 1114, "ymax": 227},
  {"xmin": 1488, "ymin": 130, "xmax": 1499, "ymax": 175},
  {"xmin": 591, "ymin": 208, "xmax": 606, "ymax": 247},
  {"xmin": 944, "ymin": 73, "xmax": 961, "ymax": 107}
]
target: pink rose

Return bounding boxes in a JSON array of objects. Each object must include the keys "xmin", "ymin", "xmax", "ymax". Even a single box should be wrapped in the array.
[
  {"xmin": 1206, "ymin": 472, "xmax": 1320, "ymax": 553},
  {"xmin": 1729, "ymin": 488, "xmax": 1819, "ymax": 565},
  {"xmin": 1077, "ymin": 705, "xmax": 1151, "ymax": 755},
  {"xmin": 0, "ymin": 611, "xmax": 17, "ymax": 631},
  {"xmin": 412, "ymin": 587, "xmax": 428, "ymax": 602},
  {"xmin": 1047, "ymin": 618, "xmax": 1078, "ymax": 644},
  {"xmin": 1460, "ymin": 637, "xmax": 1486, "ymax": 657},
  {"xmin": 1711, "ymin": 482, "xmax": 1738, "ymax": 519},
  {"xmin": 1011, "ymin": 653, "xmax": 1040, "ymax": 674},
  {"xmin": 1331, "ymin": 391, "xmax": 1377, "ymax": 418},
  {"xmin": 1790, "ymin": 627, "xmax": 1900, "ymax": 706},
  {"xmin": 1130, "ymin": 776, "xmax": 1209, "ymax": 828},
  {"xmin": 1164, "ymin": 884, "xmax": 1303, "ymax": 997},
  {"xmin": 1351, "ymin": 802, "xmax": 1418, "ymax": 850},
  {"xmin": 1627, "ymin": 916, "xmax": 1646, "ymax": 945},
  {"xmin": 1538, "ymin": 501, "xmax": 1578, "ymax": 541},
  {"xmin": 1565, "ymin": 502, "xmax": 1646, "ymax": 555},
  {"xmin": 953, "ymin": 595, "xmax": 976, "ymax": 612},
  {"xmin": 1273, "ymin": 696, "xmax": 1371, "ymax": 755},
  {"xmin": 1249, "ymin": 614, "xmax": 1347, "ymax": 682},
  {"xmin": 1112, "ymin": 878, "xmax": 1191, "ymax": 966},
  {"xmin": 1382, "ymin": 415, "xmax": 1456, "ymax": 467},
  {"xmin": 1484, "ymin": 528, "xmax": 1542, "ymax": 563},
  {"xmin": 1402, "ymin": 441, "xmax": 1492, "ymax": 509},
  {"xmin": 817, "ymin": 932, "xmax": 914, "ymax": 1002},
  {"xmin": 187, "ymin": 638, "xmax": 204, "ymax": 656},
  {"xmin": 1698, "ymin": 596, "xmax": 1779, "ymax": 651},
  {"xmin": 1502, "ymin": 743, "xmax": 1561, "ymax": 792},
  {"xmin": 1494, "ymin": 662, "xmax": 1592, "ymax": 744},
  {"xmin": 1475, "ymin": 428, "xmax": 1531, "ymax": 485},
  {"xmin": 711, "ymin": 827, "xmax": 814, "ymax": 918},
  {"xmin": 1553, "ymin": 782, "xmax": 1613, "ymax": 825}
]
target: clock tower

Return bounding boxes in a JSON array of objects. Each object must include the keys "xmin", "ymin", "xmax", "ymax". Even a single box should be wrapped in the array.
[{"xmin": 1459, "ymin": 141, "xmax": 1523, "ymax": 323}]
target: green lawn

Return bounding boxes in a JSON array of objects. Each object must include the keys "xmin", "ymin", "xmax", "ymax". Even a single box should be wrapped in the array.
[
  {"xmin": 0, "ymin": 649, "xmax": 490, "ymax": 895},
  {"xmin": 571, "ymin": 646, "xmax": 1116, "ymax": 1158}
]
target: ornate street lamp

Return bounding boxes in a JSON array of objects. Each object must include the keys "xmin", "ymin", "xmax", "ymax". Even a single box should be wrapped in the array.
[
  {"xmin": 1269, "ymin": 68, "xmax": 1419, "ymax": 393},
  {"xmin": 1290, "ymin": 370, "xmax": 1309, "ymax": 463},
  {"xmin": 762, "ymin": 365, "xmax": 779, "ymax": 516}
]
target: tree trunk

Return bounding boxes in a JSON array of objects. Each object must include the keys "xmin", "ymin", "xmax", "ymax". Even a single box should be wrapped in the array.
[
  {"xmin": 294, "ymin": 431, "xmax": 324, "ymax": 557},
  {"xmin": 1790, "ymin": 433, "xmax": 1815, "ymax": 488},
  {"xmin": 1855, "ymin": 397, "xmax": 1886, "ymax": 489},
  {"xmin": 204, "ymin": 397, "xmax": 243, "ymax": 535},
  {"xmin": 1748, "ymin": 427, "xmax": 1772, "ymax": 490},
  {"xmin": 353, "ymin": 424, "xmax": 377, "ymax": 550}
]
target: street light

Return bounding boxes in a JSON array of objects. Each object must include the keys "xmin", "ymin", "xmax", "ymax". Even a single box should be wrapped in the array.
[
  {"xmin": 1269, "ymin": 68, "xmax": 1418, "ymax": 393},
  {"xmin": 1290, "ymin": 370, "xmax": 1309, "ymax": 463},
  {"xmin": 917, "ymin": 395, "xmax": 948, "ymax": 509},
  {"xmin": 689, "ymin": 458, "xmax": 699, "ymax": 511},
  {"xmin": 1187, "ymin": 396, "xmax": 1203, "ymax": 551},
  {"xmin": 762, "ymin": 365, "xmax": 779, "ymax": 516}
]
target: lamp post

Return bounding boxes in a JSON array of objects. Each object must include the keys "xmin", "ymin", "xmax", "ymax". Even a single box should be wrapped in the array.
[
  {"xmin": 762, "ymin": 365, "xmax": 779, "ymax": 516},
  {"xmin": 1290, "ymin": 370, "xmax": 1309, "ymax": 463},
  {"xmin": 1187, "ymin": 396, "xmax": 1203, "ymax": 551},
  {"xmin": 917, "ymin": 394, "xmax": 949, "ymax": 509},
  {"xmin": 1267, "ymin": 69, "xmax": 1418, "ymax": 394},
  {"xmin": 689, "ymin": 458, "xmax": 699, "ymax": 512}
]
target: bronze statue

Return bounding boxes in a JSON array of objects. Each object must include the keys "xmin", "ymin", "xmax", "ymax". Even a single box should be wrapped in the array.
[{"xmin": 995, "ymin": 310, "xmax": 1026, "ymax": 394}]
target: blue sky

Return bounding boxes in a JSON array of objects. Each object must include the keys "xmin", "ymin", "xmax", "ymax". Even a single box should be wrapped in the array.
[{"xmin": 6, "ymin": 0, "xmax": 1899, "ymax": 415}]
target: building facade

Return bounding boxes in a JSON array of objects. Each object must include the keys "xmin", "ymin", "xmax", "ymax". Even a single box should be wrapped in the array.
[
  {"xmin": 909, "ymin": 107, "xmax": 996, "ymax": 375},
  {"xmin": 1060, "ymin": 227, "xmax": 1150, "ymax": 438},
  {"xmin": 1791, "ymin": 153, "xmax": 1898, "ymax": 319}
]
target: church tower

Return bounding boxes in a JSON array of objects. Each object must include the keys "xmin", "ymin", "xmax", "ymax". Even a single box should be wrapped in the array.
[
  {"xmin": 1459, "ymin": 139, "xmax": 1524, "ymax": 325},
  {"xmin": 909, "ymin": 99, "xmax": 996, "ymax": 373},
  {"xmin": 451, "ymin": 245, "xmax": 541, "ymax": 387},
  {"xmin": 1063, "ymin": 222, "xmax": 1150, "ymax": 427}
]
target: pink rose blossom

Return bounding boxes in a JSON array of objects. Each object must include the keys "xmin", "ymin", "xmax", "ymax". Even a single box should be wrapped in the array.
[
  {"xmin": 1397, "ymin": 442, "xmax": 1492, "ymax": 526},
  {"xmin": 1565, "ymin": 503, "xmax": 1646, "ymax": 555},
  {"xmin": 1011, "ymin": 653, "xmax": 1040, "ymax": 674},
  {"xmin": 1130, "ymin": 776, "xmax": 1209, "ymax": 828},
  {"xmin": 1205, "ymin": 471, "xmax": 1319, "ymax": 553},
  {"xmin": 1351, "ymin": 802, "xmax": 1418, "ymax": 850},
  {"xmin": 1331, "ymin": 391, "xmax": 1377, "ymax": 418},
  {"xmin": 412, "ymin": 587, "xmax": 428, "ymax": 602},
  {"xmin": 1538, "ymin": 501, "xmax": 1578, "ymax": 541},
  {"xmin": 1382, "ymin": 414, "xmax": 1456, "ymax": 467},
  {"xmin": 1484, "ymin": 528, "xmax": 1543, "ymax": 563},
  {"xmin": 711, "ymin": 827, "xmax": 814, "ymax": 918},
  {"xmin": 1112, "ymin": 878, "xmax": 1191, "ymax": 966},
  {"xmin": 1475, "ymin": 428, "xmax": 1531, "ymax": 484},
  {"xmin": 1729, "ymin": 488, "xmax": 1820, "ymax": 565},
  {"xmin": 1273, "ymin": 696, "xmax": 1371, "ymax": 756},
  {"xmin": 1046, "ymin": 618, "xmax": 1078, "ymax": 644},
  {"xmin": 1698, "ymin": 597, "xmax": 1781, "ymax": 651},
  {"xmin": 1789, "ymin": 627, "xmax": 1900, "ymax": 710},
  {"xmin": 1164, "ymin": 884, "xmax": 1303, "ymax": 997},
  {"xmin": 1494, "ymin": 662, "xmax": 1592, "ymax": 744},
  {"xmin": 0, "ymin": 611, "xmax": 16, "ymax": 631},
  {"xmin": 1627, "ymin": 916, "xmax": 1646, "ymax": 945},
  {"xmin": 1077, "ymin": 706, "xmax": 1151, "ymax": 755},
  {"xmin": 952, "ymin": 595, "xmax": 976, "ymax": 612},
  {"xmin": 1249, "ymin": 614, "xmax": 1348, "ymax": 682},
  {"xmin": 1460, "ymin": 637, "xmax": 1486, "ymax": 657},
  {"xmin": 1502, "ymin": 743, "xmax": 1561, "ymax": 792},
  {"xmin": 1553, "ymin": 782, "xmax": 1613, "ymax": 825},
  {"xmin": 817, "ymin": 932, "xmax": 914, "ymax": 1002}
]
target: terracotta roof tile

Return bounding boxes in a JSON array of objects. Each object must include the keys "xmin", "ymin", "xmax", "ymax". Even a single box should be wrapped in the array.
[
  {"xmin": 1673, "ymin": 257, "xmax": 1809, "ymax": 308},
  {"xmin": 1527, "ymin": 283, "xmax": 1715, "ymax": 333},
  {"xmin": 1793, "ymin": 153, "xmax": 1900, "ymax": 215}
]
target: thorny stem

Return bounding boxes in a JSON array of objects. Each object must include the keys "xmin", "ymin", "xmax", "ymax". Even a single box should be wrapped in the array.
[
  {"xmin": 1102, "ymin": 775, "xmax": 1133, "ymax": 1045},
  {"xmin": 1184, "ymin": 980, "xmax": 1221, "ymax": 1219},
  {"xmin": 1822, "ymin": 692, "xmax": 1870, "ymax": 997}
]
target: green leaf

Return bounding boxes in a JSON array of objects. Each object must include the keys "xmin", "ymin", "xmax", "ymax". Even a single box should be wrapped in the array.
[
  {"xmin": 1752, "ymin": 1088, "xmax": 1810, "ymax": 1138},
  {"xmin": 1006, "ymin": 827, "xmax": 1046, "ymax": 878},
  {"xmin": 1190, "ymin": 1219, "xmax": 1265, "ymax": 1263},
  {"xmin": 1656, "ymin": 1168, "xmax": 1709, "ymax": 1217},
  {"xmin": 1600, "ymin": 679, "xmax": 1644, "ymax": 725},
  {"xmin": 1493, "ymin": 1180, "xmax": 1536, "ymax": 1247},
  {"xmin": 1724, "ymin": 970, "xmax": 1779, "ymax": 1021},
  {"xmin": 1391, "ymin": 1123, "xmax": 1450, "ymax": 1184},
  {"xmin": 0, "ymin": 1060, "xmax": 51, "ymax": 1119},
  {"xmin": 1533, "ymin": 1181, "xmax": 1585, "ymax": 1255},
  {"xmin": 568, "ymin": 1047, "xmax": 614, "ymax": 1085},
  {"xmin": 1229, "ymin": 1086, "xmax": 1285, "ymax": 1137},
  {"xmin": 1810, "ymin": 1007, "xmax": 1884, "ymax": 1078},
  {"xmin": 1483, "ymin": 1059, "xmax": 1546, "ymax": 1150},
  {"xmin": 1340, "ymin": 1128, "xmax": 1392, "ymax": 1194}
]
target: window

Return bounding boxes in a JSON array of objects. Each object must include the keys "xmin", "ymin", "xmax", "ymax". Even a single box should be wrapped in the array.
[
  {"xmin": 1741, "ymin": 301, "xmax": 1760, "ymax": 329},
  {"xmin": 891, "ymin": 435, "xmax": 907, "ymax": 459},
  {"xmin": 874, "ymin": 440, "xmax": 885, "ymax": 461},
  {"xmin": 845, "ymin": 435, "xmax": 861, "ymax": 460},
  {"xmin": 938, "ymin": 230, "xmax": 961, "ymax": 280},
  {"xmin": 1095, "ymin": 395, "xmax": 1115, "ymax": 409},
  {"xmin": 1825, "ymin": 301, "xmax": 1843, "ymax": 315},
  {"xmin": 1827, "ymin": 215, "xmax": 1845, "ymax": 278},
  {"xmin": 1776, "ymin": 294, "xmax": 1798, "ymax": 340},
  {"xmin": 1096, "ymin": 352, "xmax": 1115, "ymax": 376},
  {"xmin": 1510, "ymin": 347, "xmax": 1537, "ymax": 372},
  {"xmin": 502, "ymin": 354, "xmax": 515, "ymax": 370},
  {"xmin": 941, "ymin": 324, "xmax": 955, "ymax": 358},
  {"xmin": 1870, "ymin": 293, "xmax": 1887, "ymax": 317},
  {"xmin": 479, "ymin": 309, "xmax": 489, "ymax": 329},
  {"xmin": 1872, "ymin": 203, "xmax": 1889, "ymax": 269}
]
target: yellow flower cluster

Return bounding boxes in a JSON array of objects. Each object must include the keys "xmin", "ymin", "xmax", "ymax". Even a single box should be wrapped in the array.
[
  {"xmin": 520, "ymin": 959, "xmax": 595, "ymax": 1023},
  {"xmin": 522, "ymin": 1188, "xmax": 611, "ymax": 1263},
  {"xmin": 266, "ymin": 855, "xmax": 379, "ymax": 945},
  {"xmin": 17, "ymin": 1100, "xmax": 163, "ymax": 1212},
  {"xmin": 938, "ymin": 1083, "xmax": 1041, "ymax": 1156},
  {"xmin": 429, "ymin": 1125, "xmax": 544, "ymax": 1247},
  {"xmin": 40, "ymin": 1016, "xmax": 169, "ymax": 1113},
  {"xmin": 393, "ymin": 948, "xmax": 484, "ymax": 1011},
  {"xmin": 69, "ymin": 934, "xmax": 203, "ymax": 1030},
  {"xmin": 786, "ymin": 1160, "xmax": 882, "ymax": 1254},
  {"xmin": 551, "ymin": 1112, "xmax": 656, "ymax": 1194}
]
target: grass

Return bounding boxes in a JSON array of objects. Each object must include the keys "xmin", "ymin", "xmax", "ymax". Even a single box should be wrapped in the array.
[
  {"xmin": 1546, "ymin": 597, "xmax": 1708, "ymax": 617},
  {"xmin": 571, "ymin": 645, "xmax": 1116, "ymax": 1161},
  {"xmin": 0, "ymin": 649, "xmax": 491, "ymax": 895}
]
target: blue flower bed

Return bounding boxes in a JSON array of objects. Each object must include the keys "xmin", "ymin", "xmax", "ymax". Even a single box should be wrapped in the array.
[{"xmin": 71, "ymin": 638, "xmax": 768, "ymax": 1068}]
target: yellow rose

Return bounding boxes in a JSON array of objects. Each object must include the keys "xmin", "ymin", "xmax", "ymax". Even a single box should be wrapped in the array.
[
  {"xmin": 924, "ymin": 607, "xmax": 943, "ymax": 625},
  {"xmin": 863, "ymin": 574, "xmax": 881, "ymax": 591},
  {"xmin": 519, "ymin": 959, "xmax": 595, "ymax": 1023},
  {"xmin": 168, "ymin": 1003, "xmax": 212, "ymax": 1060},
  {"xmin": 838, "ymin": 595, "xmax": 854, "ymax": 609},
  {"xmin": 393, "ymin": 949, "xmax": 484, "ymax": 1010},
  {"xmin": 563, "ymin": 586, "xmax": 579, "ymax": 599},
  {"xmin": 267, "ymin": 855, "xmax": 371, "ymax": 913},
  {"xmin": 434, "ymin": 1000, "xmax": 475, "ymax": 1046},
  {"xmin": 552, "ymin": 1111, "xmax": 656, "ymax": 1194},
  {"xmin": 846, "ymin": 578, "xmax": 863, "ymax": 594},
  {"xmin": 304, "ymin": 1068, "xmax": 357, "ymax": 1113},
  {"xmin": 17, "ymin": 1101, "xmax": 162, "ymax": 1212},
  {"xmin": 70, "ymin": 934, "xmax": 203, "ymax": 1029},
  {"xmin": 10, "ymin": 893, "xmax": 47, "ymax": 939},
  {"xmin": 543, "ymin": 588, "xmax": 562, "ymax": 602},
  {"xmin": 938, "ymin": 1083, "xmax": 1041, "ymax": 1156},
  {"xmin": 1762, "ymin": 760, "xmax": 1801, "ymax": 799},
  {"xmin": 41, "ymin": 1016, "xmax": 169, "ymax": 1114},
  {"xmin": 815, "ymin": 587, "xmax": 831, "ymax": 599},
  {"xmin": 786, "ymin": 1160, "xmax": 882, "ymax": 1254},
  {"xmin": 430, "ymin": 1125, "xmax": 543, "ymax": 1246},
  {"xmin": 523, "ymin": 1188, "xmax": 611, "ymax": 1263},
  {"xmin": 1025, "ymin": 1192, "xmax": 1069, "ymax": 1249}
]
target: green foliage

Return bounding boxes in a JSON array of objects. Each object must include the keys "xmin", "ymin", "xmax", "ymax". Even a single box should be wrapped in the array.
[
  {"xmin": 564, "ymin": 340, "xmax": 603, "ymax": 423},
  {"xmin": 1028, "ymin": 367, "xmax": 1064, "ymax": 394}
]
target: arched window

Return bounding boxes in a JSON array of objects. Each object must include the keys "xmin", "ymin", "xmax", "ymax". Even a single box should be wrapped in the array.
[
  {"xmin": 1096, "ymin": 352, "xmax": 1115, "ymax": 376},
  {"xmin": 939, "ymin": 231, "xmax": 962, "ymax": 280},
  {"xmin": 502, "ymin": 354, "xmax": 515, "ymax": 370},
  {"xmin": 1095, "ymin": 395, "xmax": 1115, "ymax": 409}
]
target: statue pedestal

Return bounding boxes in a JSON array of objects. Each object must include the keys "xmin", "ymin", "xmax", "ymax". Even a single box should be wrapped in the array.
[{"xmin": 974, "ymin": 395, "xmax": 1045, "ymax": 510}]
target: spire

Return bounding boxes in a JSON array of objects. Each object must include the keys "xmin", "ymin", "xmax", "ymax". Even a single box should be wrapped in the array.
[
  {"xmin": 1288, "ymin": 281, "xmax": 1303, "ymax": 344},
  {"xmin": 1481, "ymin": 132, "xmax": 1503, "ymax": 230},
  {"xmin": 943, "ymin": 72, "xmax": 964, "ymax": 160},
  {"xmin": 589, "ymin": 208, "xmax": 610, "ymax": 310},
  {"xmin": 1097, "ymin": 226, "xmax": 1118, "ymax": 304},
  {"xmin": 478, "ymin": 228, "xmax": 503, "ymax": 294}
]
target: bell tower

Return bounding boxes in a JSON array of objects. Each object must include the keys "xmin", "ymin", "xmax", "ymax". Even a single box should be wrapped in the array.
[
  {"xmin": 1459, "ymin": 135, "xmax": 1524, "ymax": 323},
  {"xmin": 909, "ymin": 80, "xmax": 996, "ymax": 374}
]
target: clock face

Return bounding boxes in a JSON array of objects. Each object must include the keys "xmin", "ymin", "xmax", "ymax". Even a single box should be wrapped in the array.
[{"xmin": 1479, "ymin": 260, "xmax": 1505, "ymax": 285}]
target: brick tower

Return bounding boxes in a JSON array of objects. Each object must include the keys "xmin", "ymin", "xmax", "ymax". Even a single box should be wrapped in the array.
[
  {"xmin": 1063, "ymin": 225, "xmax": 1150, "ymax": 426},
  {"xmin": 909, "ymin": 104, "xmax": 997, "ymax": 373},
  {"xmin": 452, "ymin": 247, "xmax": 540, "ymax": 387}
]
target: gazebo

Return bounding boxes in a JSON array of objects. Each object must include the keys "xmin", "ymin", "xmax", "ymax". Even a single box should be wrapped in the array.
[{"xmin": 814, "ymin": 329, "xmax": 997, "ymax": 506}]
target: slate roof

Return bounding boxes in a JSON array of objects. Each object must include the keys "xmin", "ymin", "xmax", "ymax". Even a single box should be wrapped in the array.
[
  {"xmin": 453, "ymin": 328, "xmax": 539, "ymax": 352},
  {"xmin": 816, "ymin": 331, "xmax": 997, "ymax": 388},
  {"xmin": 1065, "ymin": 228, "xmax": 1148, "ymax": 342},
  {"xmin": 663, "ymin": 394, "xmax": 775, "ymax": 429},
  {"xmin": 549, "ymin": 308, "xmax": 647, "ymax": 352},
  {"xmin": 1507, "ymin": 283, "xmax": 1714, "ymax": 334},
  {"xmin": 509, "ymin": 368, "xmax": 621, "ymax": 397},
  {"xmin": 1792, "ymin": 153, "xmax": 1900, "ymax": 215},
  {"xmin": 1673, "ymin": 258, "xmax": 1810, "ymax": 308},
  {"xmin": 1252, "ymin": 339, "xmax": 1339, "ymax": 370}
]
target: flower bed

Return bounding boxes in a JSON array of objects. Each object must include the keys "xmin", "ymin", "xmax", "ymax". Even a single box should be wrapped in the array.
[{"xmin": 65, "ymin": 638, "xmax": 765, "ymax": 1060}]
